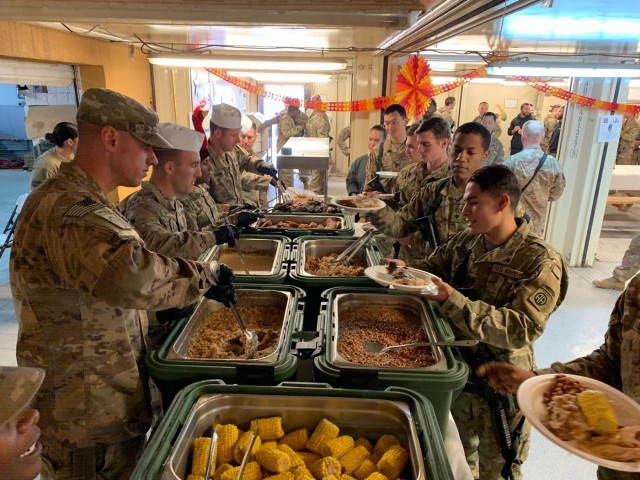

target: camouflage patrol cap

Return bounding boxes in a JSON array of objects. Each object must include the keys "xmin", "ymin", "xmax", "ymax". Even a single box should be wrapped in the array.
[
  {"xmin": 211, "ymin": 103, "xmax": 242, "ymax": 129},
  {"xmin": 0, "ymin": 366, "xmax": 44, "ymax": 423},
  {"xmin": 77, "ymin": 88, "xmax": 172, "ymax": 149}
]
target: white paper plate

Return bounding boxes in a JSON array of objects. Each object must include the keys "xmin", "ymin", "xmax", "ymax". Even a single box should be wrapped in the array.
[
  {"xmin": 518, "ymin": 374, "xmax": 640, "ymax": 472},
  {"xmin": 331, "ymin": 196, "xmax": 386, "ymax": 214},
  {"xmin": 364, "ymin": 265, "xmax": 439, "ymax": 294},
  {"xmin": 376, "ymin": 171, "xmax": 399, "ymax": 178}
]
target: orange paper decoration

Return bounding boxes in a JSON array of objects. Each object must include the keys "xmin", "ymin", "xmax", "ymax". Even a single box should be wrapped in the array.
[{"xmin": 395, "ymin": 55, "xmax": 434, "ymax": 119}]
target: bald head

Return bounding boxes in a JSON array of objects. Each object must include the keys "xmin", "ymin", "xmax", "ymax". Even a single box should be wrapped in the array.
[{"xmin": 521, "ymin": 120, "xmax": 544, "ymax": 147}]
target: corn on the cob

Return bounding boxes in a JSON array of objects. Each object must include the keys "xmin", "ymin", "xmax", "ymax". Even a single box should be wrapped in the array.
[
  {"xmin": 308, "ymin": 456, "xmax": 341, "ymax": 479},
  {"xmin": 323, "ymin": 476, "xmax": 339, "ymax": 480},
  {"xmin": 340, "ymin": 475, "xmax": 357, "ymax": 480},
  {"xmin": 577, "ymin": 389, "xmax": 619, "ymax": 435},
  {"xmin": 369, "ymin": 454, "xmax": 380, "ymax": 465},
  {"xmin": 307, "ymin": 419, "xmax": 340, "ymax": 454},
  {"xmin": 220, "ymin": 462, "xmax": 262, "ymax": 480},
  {"xmin": 354, "ymin": 459, "xmax": 377, "ymax": 480},
  {"xmin": 214, "ymin": 463, "xmax": 234, "ymax": 480},
  {"xmin": 263, "ymin": 441, "xmax": 279, "ymax": 450},
  {"xmin": 279, "ymin": 428, "xmax": 310, "ymax": 451},
  {"xmin": 376, "ymin": 445, "xmax": 408, "ymax": 480},
  {"xmin": 278, "ymin": 444, "xmax": 305, "ymax": 468},
  {"xmin": 296, "ymin": 451, "xmax": 322, "ymax": 467},
  {"xmin": 216, "ymin": 424, "xmax": 240, "ymax": 465},
  {"xmin": 256, "ymin": 447, "xmax": 291, "ymax": 473},
  {"xmin": 234, "ymin": 431, "xmax": 262, "ymax": 464},
  {"xmin": 292, "ymin": 465, "xmax": 315, "ymax": 480},
  {"xmin": 187, "ymin": 475, "xmax": 204, "ymax": 480},
  {"xmin": 363, "ymin": 473, "xmax": 388, "ymax": 480},
  {"xmin": 320, "ymin": 435, "xmax": 354, "ymax": 459},
  {"xmin": 250, "ymin": 417, "xmax": 286, "ymax": 441},
  {"xmin": 190, "ymin": 437, "xmax": 213, "ymax": 476},
  {"xmin": 339, "ymin": 446, "xmax": 370, "ymax": 476},
  {"xmin": 372, "ymin": 435, "xmax": 399, "ymax": 458},
  {"xmin": 354, "ymin": 438, "xmax": 373, "ymax": 453},
  {"xmin": 264, "ymin": 472, "xmax": 295, "ymax": 480}
]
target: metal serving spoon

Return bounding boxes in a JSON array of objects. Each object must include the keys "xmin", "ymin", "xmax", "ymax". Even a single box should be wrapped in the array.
[
  {"xmin": 229, "ymin": 303, "xmax": 259, "ymax": 358},
  {"xmin": 363, "ymin": 339, "xmax": 479, "ymax": 355}
]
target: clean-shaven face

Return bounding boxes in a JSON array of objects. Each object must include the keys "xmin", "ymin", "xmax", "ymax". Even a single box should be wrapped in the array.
[
  {"xmin": 450, "ymin": 132, "xmax": 489, "ymax": 185},
  {"xmin": 462, "ymin": 182, "xmax": 505, "ymax": 235}
]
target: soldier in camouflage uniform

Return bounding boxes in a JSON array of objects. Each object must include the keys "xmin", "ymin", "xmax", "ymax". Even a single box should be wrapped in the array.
[
  {"xmin": 337, "ymin": 125, "xmax": 351, "ymax": 158},
  {"xmin": 239, "ymin": 118, "xmax": 271, "ymax": 208},
  {"xmin": 504, "ymin": 120, "xmax": 566, "ymax": 237},
  {"xmin": 365, "ymin": 104, "xmax": 409, "ymax": 193},
  {"xmin": 616, "ymin": 112, "xmax": 640, "ymax": 165},
  {"xmin": 593, "ymin": 233, "xmax": 640, "ymax": 291},
  {"xmin": 369, "ymin": 122, "xmax": 492, "ymax": 270},
  {"xmin": 437, "ymin": 96, "xmax": 456, "ymax": 130},
  {"xmin": 473, "ymin": 101, "xmax": 502, "ymax": 138},
  {"xmin": 306, "ymin": 107, "xmax": 331, "ymax": 194},
  {"xmin": 277, "ymin": 105, "xmax": 306, "ymax": 188},
  {"xmin": 0, "ymin": 365, "xmax": 45, "ymax": 480},
  {"xmin": 208, "ymin": 104, "xmax": 277, "ymax": 206},
  {"xmin": 480, "ymin": 272, "xmax": 640, "ymax": 480},
  {"xmin": 479, "ymin": 113, "xmax": 505, "ymax": 165},
  {"xmin": 179, "ymin": 156, "xmax": 224, "ymax": 232},
  {"xmin": 418, "ymin": 165, "xmax": 568, "ymax": 480},
  {"xmin": 30, "ymin": 122, "xmax": 78, "ymax": 191},
  {"xmin": 540, "ymin": 105, "xmax": 560, "ymax": 153},
  {"xmin": 10, "ymin": 88, "xmax": 237, "ymax": 479}
]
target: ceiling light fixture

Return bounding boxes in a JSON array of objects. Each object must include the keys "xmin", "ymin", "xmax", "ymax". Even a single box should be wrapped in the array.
[
  {"xmin": 487, "ymin": 63, "xmax": 640, "ymax": 78},
  {"xmin": 147, "ymin": 53, "xmax": 347, "ymax": 72},
  {"xmin": 230, "ymin": 71, "xmax": 332, "ymax": 83}
]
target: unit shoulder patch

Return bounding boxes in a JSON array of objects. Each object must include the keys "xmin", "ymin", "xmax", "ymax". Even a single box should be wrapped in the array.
[{"xmin": 528, "ymin": 285, "xmax": 554, "ymax": 310}]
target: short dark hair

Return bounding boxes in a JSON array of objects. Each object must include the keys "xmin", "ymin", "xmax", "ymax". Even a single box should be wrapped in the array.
[
  {"xmin": 45, "ymin": 122, "xmax": 78, "ymax": 147},
  {"xmin": 417, "ymin": 116, "xmax": 451, "ymax": 141},
  {"xmin": 445, "ymin": 96, "xmax": 456, "ymax": 106},
  {"xmin": 406, "ymin": 122, "xmax": 421, "ymax": 136},
  {"xmin": 370, "ymin": 124, "xmax": 387, "ymax": 140},
  {"xmin": 468, "ymin": 165, "xmax": 521, "ymax": 212},
  {"xmin": 454, "ymin": 122, "xmax": 491, "ymax": 151},
  {"xmin": 482, "ymin": 112, "xmax": 497, "ymax": 121},
  {"xmin": 384, "ymin": 104, "xmax": 406, "ymax": 119},
  {"xmin": 287, "ymin": 105, "xmax": 300, "ymax": 114}
]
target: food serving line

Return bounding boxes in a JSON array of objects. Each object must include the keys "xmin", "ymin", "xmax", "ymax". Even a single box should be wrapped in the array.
[{"xmin": 136, "ymin": 159, "xmax": 474, "ymax": 479}]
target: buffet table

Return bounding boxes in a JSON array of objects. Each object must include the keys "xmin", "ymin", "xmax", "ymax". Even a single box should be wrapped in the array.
[
  {"xmin": 277, "ymin": 137, "xmax": 330, "ymax": 206},
  {"xmin": 608, "ymin": 165, "xmax": 640, "ymax": 204}
]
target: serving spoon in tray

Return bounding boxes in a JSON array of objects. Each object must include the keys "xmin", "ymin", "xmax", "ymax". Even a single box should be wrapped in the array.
[
  {"xmin": 228, "ymin": 303, "xmax": 259, "ymax": 358},
  {"xmin": 363, "ymin": 339, "xmax": 479, "ymax": 355}
]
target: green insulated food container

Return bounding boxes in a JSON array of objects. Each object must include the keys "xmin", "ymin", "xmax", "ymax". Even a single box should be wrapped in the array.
[
  {"xmin": 244, "ymin": 212, "xmax": 354, "ymax": 239},
  {"xmin": 287, "ymin": 235, "xmax": 384, "ymax": 329},
  {"xmin": 131, "ymin": 380, "xmax": 454, "ymax": 480},
  {"xmin": 313, "ymin": 287, "xmax": 469, "ymax": 434},
  {"xmin": 199, "ymin": 235, "xmax": 290, "ymax": 284},
  {"xmin": 146, "ymin": 285, "xmax": 305, "ymax": 405}
]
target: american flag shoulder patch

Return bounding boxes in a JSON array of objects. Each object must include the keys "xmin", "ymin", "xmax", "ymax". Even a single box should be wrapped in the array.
[{"xmin": 65, "ymin": 198, "xmax": 103, "ymax": 218}]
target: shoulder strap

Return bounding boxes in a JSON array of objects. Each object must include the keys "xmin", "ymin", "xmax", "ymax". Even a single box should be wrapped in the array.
[
  {"xmin": 428, "ymin": 177, "xmax": 451, "ymax": 215},
  {"xmin": 375, "ymin": 143, "xmax": 385, "ymax": 172},
  {"xmin": 521, "ymin": 153, "xmax": 547, "ymax": 193}
]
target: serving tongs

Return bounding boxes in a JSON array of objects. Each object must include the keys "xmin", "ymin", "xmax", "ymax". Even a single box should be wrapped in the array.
[
  {"xmin": 363, "ymin": 339, "xmax": 479, "ymax": 355},
  {"xmin": 332, "ymin": 229, "xmax": 378, "ymax": 264},
  {"xmin": 236, "ymin": 431, "xmax": 258, "ymax": 480},
  {"xmin": 229, "ymin": 302, "xmax": 259, "ymax": 358},
  {"xmin": 222, "ymin": 214, "xmax": 250, "ymax": 274},
  {"xmin": 203, "ymin": 430, "xmax": 218, "ymax": 480}
]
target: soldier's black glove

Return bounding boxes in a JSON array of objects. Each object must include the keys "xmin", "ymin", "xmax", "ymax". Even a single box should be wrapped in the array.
[
  {"xmin": 204, "ymin": 263, "xmax": 237, "ymax": 307},
  {"xmin": 235, "ymin": 210, "xmax": 264, "ymax": 229},
  {"xmin": 214, "ymin": 224, "xmax": 239, "ymax": 247},
  {"xmin": 155, "ymin": 303, "xmax": 197, "ymax": 325},
  {"xmin": 257, "ymin": 161, "xmax": 278, "ymax": 177},
  {"xmin": 270, "ymin": 177, "xmax": 279, "ymax": 188}
]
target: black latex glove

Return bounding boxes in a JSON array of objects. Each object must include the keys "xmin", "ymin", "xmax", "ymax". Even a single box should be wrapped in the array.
[
  {"xmin": 204, "ymin": 264, "xmax": 237, "ymax": 307},
  {"xmin": 270, "ymin": 177, "xmax": 279, "ymax": 188},
  {"xmin": 257, "ymin": 161, "xmax": 278, "ymax": 177},
  {"xmin": 155, "ymin": 303, "xmax": 197, "ymax": 325},
  {"xmin": 214, "ymin": 224, "xmax": 239, "ymax": 247},
  {"xmin": 235, "ymin": 210, "xmax": 264, "ymax": 229}
]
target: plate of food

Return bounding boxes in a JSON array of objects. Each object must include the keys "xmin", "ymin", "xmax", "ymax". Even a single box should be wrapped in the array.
[
  {"xmin": 376, "ymin": 171, "xmax": 399, "ymax": 178},
  {"xmin": 518, "ymin": 373, "xmax": 640, "ymax": 471},
  {"xmin": 331, "ymin": 196, "xmax": 386, "ymax": 213},
  {"xmin": 364, "ymin": 263, "xmax": 439, "ymax": 294}
]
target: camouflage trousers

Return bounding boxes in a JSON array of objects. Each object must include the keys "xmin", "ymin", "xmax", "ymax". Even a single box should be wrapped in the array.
[
  {"xmin": 309, "ymin": 169, "xmax": 327, "ymax": 195},
  {"xmin": 41, "ymin": 435, "xmax": 145, "ymax": 479},
  {"xmin": 613, "ymin": 233, "xmax": 640, "ymax": 282},
  {"xmin": 598, "ymin": 467, "xmax": 640, "ymax": 480},
  {"xmin": 452, "ymin": 392, "xmax": 531, "ymax": 480}
]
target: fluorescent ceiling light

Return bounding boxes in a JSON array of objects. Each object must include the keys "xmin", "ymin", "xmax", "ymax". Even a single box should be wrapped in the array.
[
  {"xmin": 505, "ymin": 15, "xmax": 640, "ymax": 41},
  {"xmin": 148, "ymin": 53, "xmax": 347, "ymax": 71},
  {"xmin": 231, "ymin": 71, "xmax": 331, "ymax": 83},
  {"xmin": 487, "ymin": 65, "xmax": 640, "ymax": 78}
]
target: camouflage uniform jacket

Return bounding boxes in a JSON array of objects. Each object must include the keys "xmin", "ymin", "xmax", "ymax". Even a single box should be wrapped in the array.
[
  {"xmin": 425, "ymin": 219, "xmax": 568, "ymax": 370},
  {"xmin": 483, "ymin": 135, "xmax": 505, "ymax": 166},
  {"xmin": 305, "ymin": 111, "xmax": 330, "ymax": 138},
  {"xmin": 178, "ymin": 183, "xmax": 223, "ymax": 232},
  {"xmin": 472, "ymin": 115, "xmax": 502, "ymax": 138},
  {"xmin": 11, "ymin": 161, "xmax": 217, "ymax": 449},
  {"xmin": 119, "ymin": 182, "xmax": 216, "ymax": 260},
  {"xmin": 263, "ymin": 110, "xmax": 307, "ymax": 131},
  {"xmin": 438, "ymin": 107, "xmax": 454, "ymax": 128},
  {"xmin": 337, "ymin": 125, "xmax": 350, "ymax": 157},
  {"xmin": 540, "ymin": 114, "xmax": 558, "ymax": 152},
  {"xmin": 369, "ymin": 176, "xmax": 467, "ymax": 268},
  {"xmin": 277, "ymin": 114, "xmax": 304, "ymax": 151},
  {"xmin": 365, "ymin": 137, "xmax": 408, "ymax": 192},
  {"xmin": 617, "ymin": 119, "xmax": 640, "ymax": 165},
  {"xmin": 30, "ymin": 148, "xmax": 68, "ymax": 191},
  {"xmin": 504, "ymin": 146, "xmax": 566, "ymax": 237},
  {"xmin": 393, "ymin": 160, "xmax": 451, "ymax": 208},
  {"xmin": 207, "ymin": 144, "xmax": 263, "ymax": 205}
]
